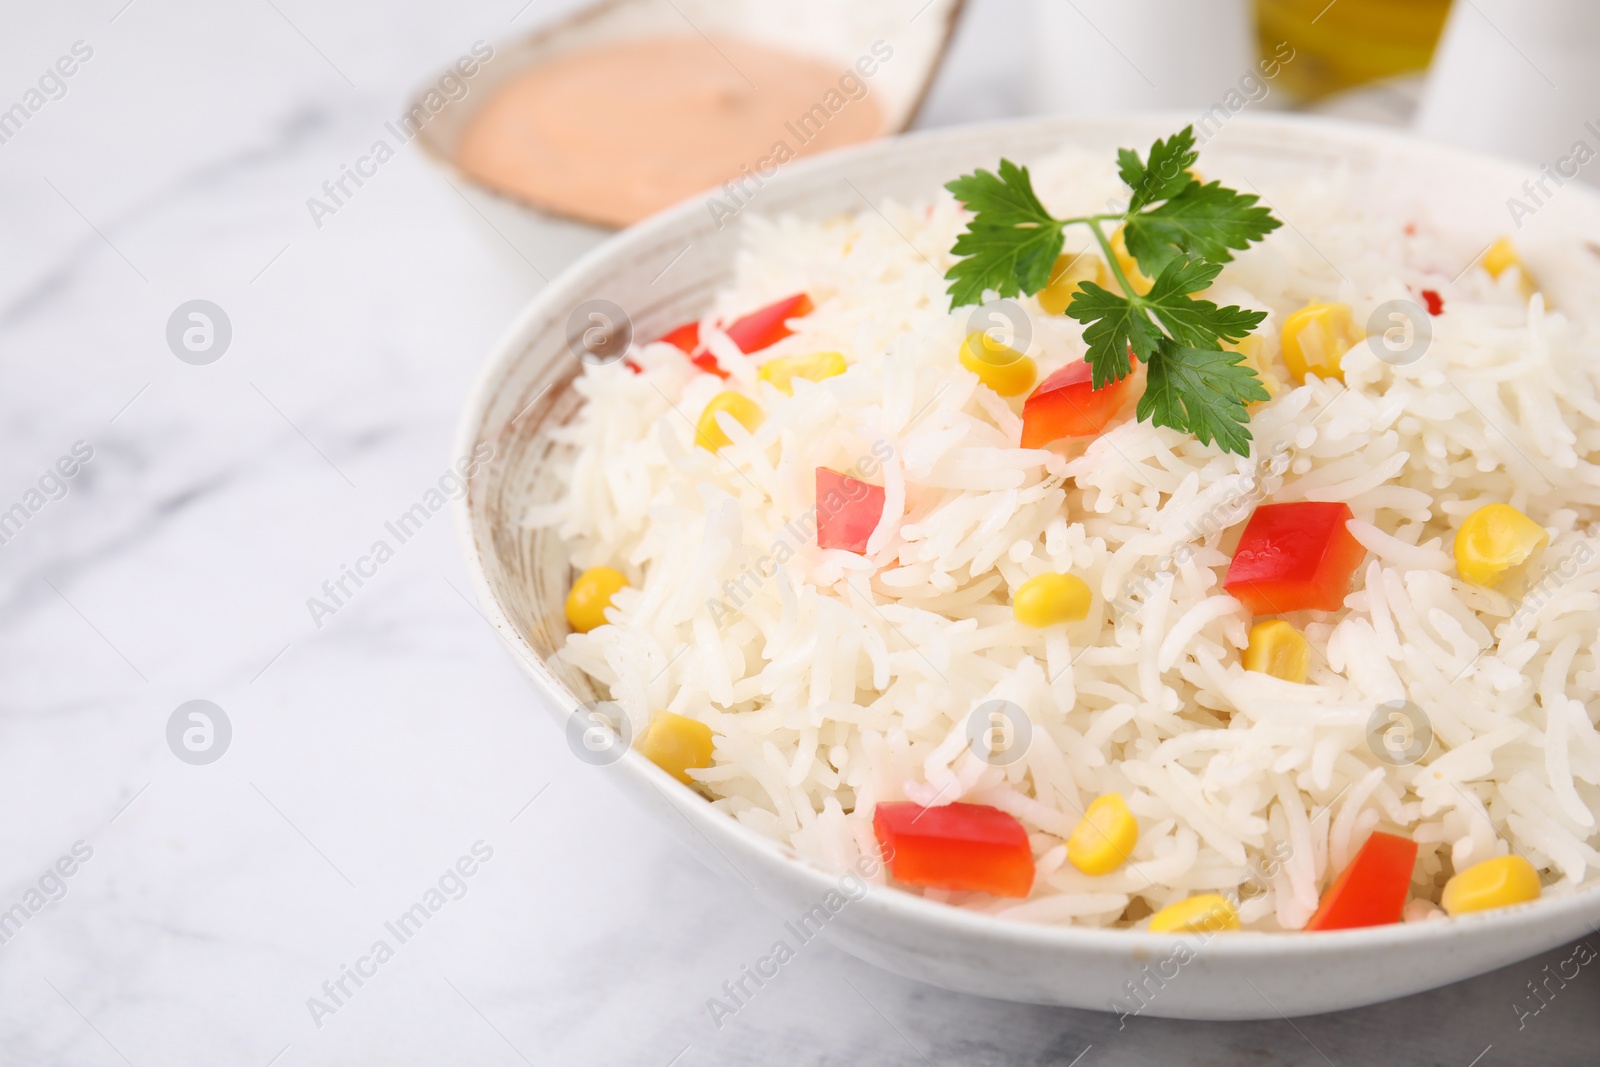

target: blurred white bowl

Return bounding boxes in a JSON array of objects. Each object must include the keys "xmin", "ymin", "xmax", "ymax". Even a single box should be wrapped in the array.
[
  {"xmin": 412, "ymin": 0, "xmax": 965, "ymax": 274},
  {"xmin": 454, "ymin": 114, "xmax": 1600, "ymax": 1018}
]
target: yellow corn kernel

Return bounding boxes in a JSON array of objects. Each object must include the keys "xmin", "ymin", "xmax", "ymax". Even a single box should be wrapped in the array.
[
  {"xmin": 1067, "ymin": 793, "xmax": 1139, "ymax": 875},
  {"xmin": 1243, "ymin": 619, "xmax": 1311, "ymax": 683},
  {"xmin": 1481, "ymin": 236, "xmax": 1519, "ymax": 278},
  {"xmin": 1110, "ymin": 226, "xmax": 1154, "ymax": 295},
  {"xmin": 1038, "ymin": 253, "xmax": 1109, "ymax": 315},
  {"xmin": 960, "ymin": 332, "xmax": 1038, "ymax": 397},
  {"xmin": 1455, "ymin": 503, "xmax": 1548, "ymax": 588},
  {"xmin": 637, "ymin": 710, "xmax": 714, "ymax": 785},
  {"xmin": 1012, "ymin": 572, "xmax": 1092, "ymax": 627},
  {"xmin": 1441, "ymin": 854, "xmax": 1541, "ymax": 917},
  {"xmin": 1482, "ymin": 236, "xmax": 1537, "ymax": 298},
  {"xmin": 758, "ymin": 351, "xmax": 847, "ymax": 394},
  {"xmin": 1224, "ymin": 333, "xmax": 1281, "ymax": 408},
  {"xmin": 565, "ymin": 566, "xmax": 627, "ymax": 633},
  {"xmin": 1148, "ymin": 894, "xmax": 1241, "ymax": 934},
  {"xmin": 694, "ymin": 391, "xmax": 764, "ymax": 451},
  {"xmin": 1280, "ymin": 302, "xmax": 1363, "ymax": 384}
]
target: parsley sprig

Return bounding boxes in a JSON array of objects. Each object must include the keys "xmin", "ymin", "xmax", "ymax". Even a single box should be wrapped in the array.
[{"xmin": 944, "ymin": 126, "xmax": 1282, "ymax": 456}]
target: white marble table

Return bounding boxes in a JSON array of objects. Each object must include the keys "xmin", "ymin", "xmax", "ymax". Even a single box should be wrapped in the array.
[{"xmin": 2, "ymin": 1, "xmax": 1596, "ymax": 1064}]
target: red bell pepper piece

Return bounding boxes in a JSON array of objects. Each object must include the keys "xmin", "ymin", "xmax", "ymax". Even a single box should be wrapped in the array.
[
  {"xmin": 1420, "ymin": 288, "xmax": 1444, "ymax": 316},
  {"xmin": 1019, "ymin": 357, "xmax": 1136, "ymax": 448},
  {"xmin": 815, "ymin": 468, "xmax": 885, "ymax": 553},
  {"xmin": 873, "ymin": 801, "xmax": 1034, "ymax": 898},
  {"xmin": 725, "ymin": 293, "xmax": 812, "ymax": 354},
  {"xmin": 689, "ymin": 352, "xmax": 727, "ymax": 377},
  {"xmin": 1224, "ymin": 501, "xmax": 1366, "ymax": 615},
  {"xmin": 658, "ymin": 321, "xmax": 700, "ymax": 355},
  {"xmin": 653, "ymin": 320, "xmax": 726, "ymax": 378},
  {"xmin": 654, "ymin": 293, "xmax": 813, "ymax": 377},
  {"xmin": 1305, "ymin": 831, "xmax": 1418, "ymax": 931}
]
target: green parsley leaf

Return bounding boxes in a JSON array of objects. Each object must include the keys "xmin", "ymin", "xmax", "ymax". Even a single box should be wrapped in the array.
[
  {"xmin": 1117, "ymin": 127, "xmax": 1199, "ymax": 214},
  {"xmin": 944, "ymin": 160, "xmax": 1065, "ymax": 307},
  {"xmin": 1066, "ymin": 260, "xmax": 1268, "ymax": 390},
  {"xmin": 1063, "ymin": 281, "xmax": 1159, "ymax": 387},
  {"xmin": 1123, "ymin": 180, "xmax": 1281, "ymax": 279},
  {"xmin": 1141, "ymin": 260, "xmax": 1268, "ymax": 348},
  {"xmin": 1139, "ymin": 338, "xmax": 1271, "ymax": 455}
]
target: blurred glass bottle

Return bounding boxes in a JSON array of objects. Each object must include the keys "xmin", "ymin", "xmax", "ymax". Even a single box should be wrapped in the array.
[{"xmin": 1255, "ymin": 0, "xmax": 1452, "ymax": 101}]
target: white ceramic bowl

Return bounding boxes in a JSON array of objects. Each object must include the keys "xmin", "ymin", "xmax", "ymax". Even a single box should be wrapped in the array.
[{"xmin": 455, "ymin": 114, "xmax": 1600, "ymax": 1019}]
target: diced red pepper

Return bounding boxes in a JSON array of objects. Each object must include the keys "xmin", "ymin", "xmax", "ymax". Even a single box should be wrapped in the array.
[
  {"xmin": 815, "ymin": 468, "xmax": 885, "ymax": 553},
  {"xmin": 653, "ymin": 320, "xmax": 726, "ymax": 378},
  {"xmin": 1305, "ymin": 831, "xmax": 1418, "ymax": 931},
  {"xmin": 690, "ymin": 352, "xmax": 728, "ymax": 377},
  {"xmin": 1420, "ymin": 288, "xmax": 1444, "ymax": 316},
  {"xmin": 658, "ymin": 321, "xmax": 700, "ymax": 354},
  {"xmin": 726, "ymin": 293, "xmax": 813, "ymax": 355},
  {"xmin": 654, "ymin": 293, "xmax": 813, "ymax": 377},
  {"xmin": 1224, "ymin": 501, "xmax": 1366, "ymax": 615},
  {"xmin": 873, "ymin": 801, "xmax": 1034, "ymax": 898},
  {"xmin": 1020, "ymin": 357, "xmax": 1136, "ymax": 448}
]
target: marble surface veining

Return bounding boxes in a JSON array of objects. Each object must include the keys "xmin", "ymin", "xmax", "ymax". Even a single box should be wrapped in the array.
[{"xmin": 2, "ymin": 1, "xmax": 1596, "ymax": 1064}]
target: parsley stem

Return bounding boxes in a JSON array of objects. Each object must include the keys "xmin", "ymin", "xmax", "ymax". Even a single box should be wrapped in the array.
[
  {"xmin": 1056, "ymin": 212, "xmax": 1127, "ymax": 227},
  {"xmin": 1084, "ymin": 218, "xmax": 1141, "ymax": 309}
]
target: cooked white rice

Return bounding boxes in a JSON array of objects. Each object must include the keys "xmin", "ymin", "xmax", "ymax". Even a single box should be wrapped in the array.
[{"xmin": 529, "ymin": 147, "xmax": 1600, "ymax": 929}]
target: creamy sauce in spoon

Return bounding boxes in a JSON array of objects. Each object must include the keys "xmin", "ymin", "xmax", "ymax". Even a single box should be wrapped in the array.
[{"xmin": 456, "ymin": 35, "xmax": 887, "ymax": 227}]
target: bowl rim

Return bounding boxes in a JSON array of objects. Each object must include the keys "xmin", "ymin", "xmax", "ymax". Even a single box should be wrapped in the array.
[{"xmin": 454, "ymin": 110, "xmax": 1600, "ymax": 959}]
